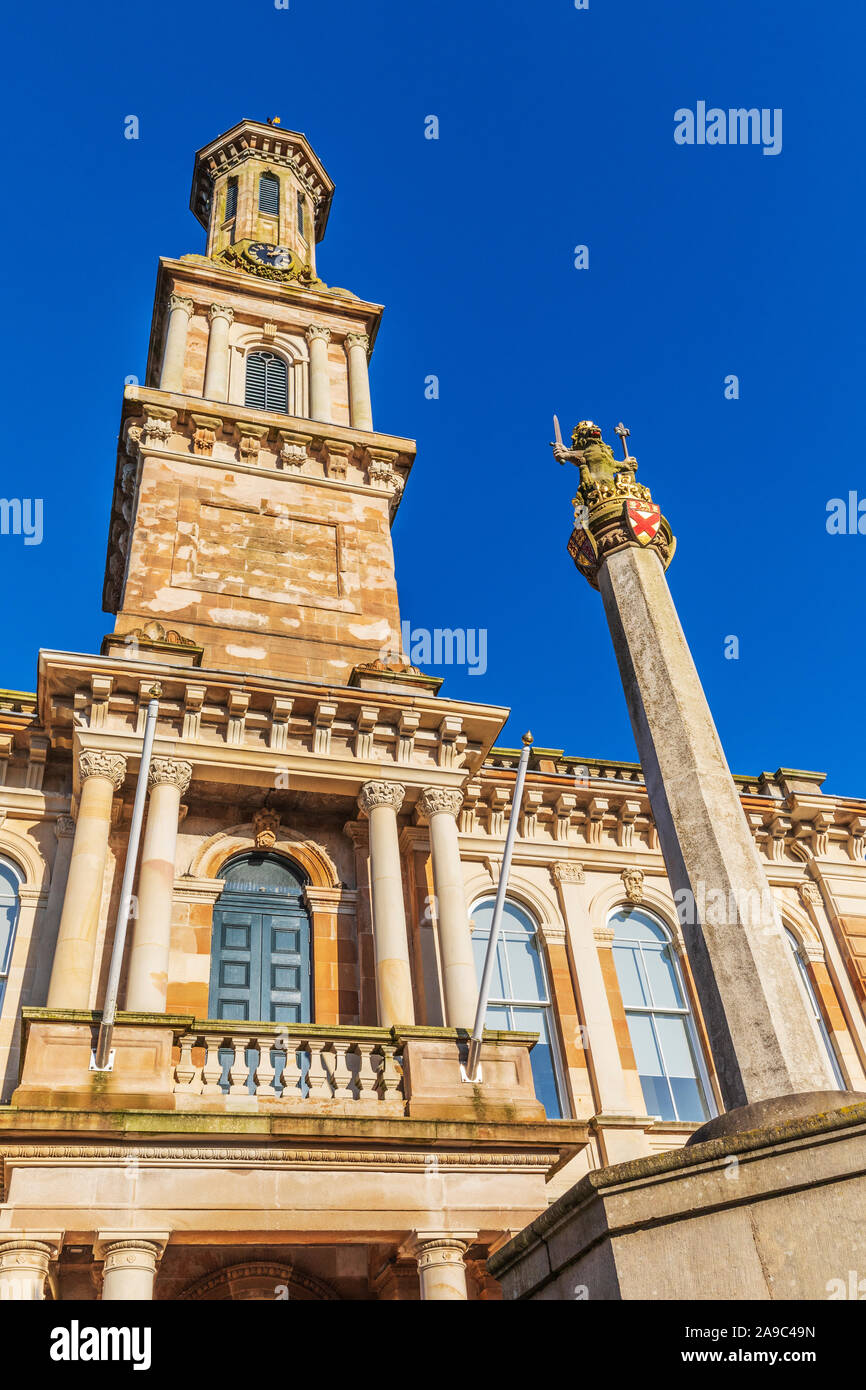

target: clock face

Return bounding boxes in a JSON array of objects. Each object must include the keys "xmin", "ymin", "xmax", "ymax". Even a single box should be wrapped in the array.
[{"xmin": 247, "ymin": 242, "xmax": 293, "ymax": 269}]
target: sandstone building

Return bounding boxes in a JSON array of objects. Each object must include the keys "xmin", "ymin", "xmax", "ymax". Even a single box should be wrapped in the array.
[{"xmin": 1, "ymin": 119, "xmax": 865, "ymax": 1300}]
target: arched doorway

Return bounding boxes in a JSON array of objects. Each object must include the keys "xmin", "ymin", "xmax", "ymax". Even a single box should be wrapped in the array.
[{"xmin": 208, "ymin": 853, "xmax": 311, "ymax": 1023}]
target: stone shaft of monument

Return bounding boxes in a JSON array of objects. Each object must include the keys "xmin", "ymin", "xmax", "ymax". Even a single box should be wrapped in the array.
[{"xmin": 597, "ymin": 543, "xmax": 838, "ymax": 1111}]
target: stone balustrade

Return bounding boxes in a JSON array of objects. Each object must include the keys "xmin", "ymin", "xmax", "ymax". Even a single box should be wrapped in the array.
[
  {"xmin": 173, "ymin": 1025, "xmax": 403, "ymax": 1110},
  {"xmin": 12, "ymin": 1011, "xmax": 549, "ymax": 1126}
]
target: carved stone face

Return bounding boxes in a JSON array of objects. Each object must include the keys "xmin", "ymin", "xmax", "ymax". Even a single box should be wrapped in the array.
[{"xmin": 572, "ymin": 421, "xmax": 603, "ymax": 449}]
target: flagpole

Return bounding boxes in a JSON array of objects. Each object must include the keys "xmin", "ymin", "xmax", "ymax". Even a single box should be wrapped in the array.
[
  {"xmin": 92, "ymin": 684, "xmax": 161, "ymax": 1071},
  {"xmin": 463, "ymin": 731, "xmax": 533, "ymax": 1084}
]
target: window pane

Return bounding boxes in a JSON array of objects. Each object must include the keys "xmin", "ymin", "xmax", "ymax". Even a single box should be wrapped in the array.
[
  {"xmin": 471, "ymin": 933, "xmax": 507, "ymax": 999},
  {"xmin": 504, "ymin": 934, "xmax": 546, "ymax": 1002},
  {"xmin": 612, "ymin": 907, "xmax": 669, "ymax": 944},
  {"xmin": 654, "ymin": 1014, "xmax": 710, "ymax": 1121},
  {"xmin": 627, "ymin": 1012, "xmax": 675, "ymax": 1121},
  {"xmin": 511, "ymin": 1007, "xmax": 561, "ymax": 1118},
  {"xmin": 485, "ymin": 1004, "xmax": 510, "ymax": 1030},
  {"xmin": 0, "ymin": 903, "xmax": 16, "ymax": 973},
  {"xmin": 641, "ymin": 944, "xmax": 683, "ymax": 1010},
  {"xmin": 612, "ymin": 942, "xmax": 649, "ymax": 1007}
]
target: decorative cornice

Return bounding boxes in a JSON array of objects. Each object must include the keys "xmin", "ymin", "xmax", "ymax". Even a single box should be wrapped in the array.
[
  {"xmin": 0, "ymin": 1144, "xmax": 550, "ymax": 1171},
  {"xmin": 358, "ymin": 781, "xmax": 405, "ymax": 815},
  {"xmin": 417, "ymin": 788, "xmax": 463, "ymax": 820},
  {"xmin": 78, "ymin": 751, "xmax": 127, "ymax": 790},
  {"xmin": 148, "ymin": 758, "xmax": 193, "ymax": 795}
]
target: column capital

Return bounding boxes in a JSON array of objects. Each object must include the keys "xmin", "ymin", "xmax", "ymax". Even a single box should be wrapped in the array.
[
  {"xmin": 408, "ymin": 1230, "xmax": 476, "ymax": 1264},
  {"xmin": 358, "ymin": 780, "xmax": 405, "ymax": 815},
  {"xmin": 208, "ymin": 303, "xmax": 234, "ymax": 325},
  {"xmin": 345, "ymin": 331, "xmax": 370, "ymax": 354},
  {"xmin": 0, "ymin": 1236, "xmax": 62, "ymax": 1263},
  {"xmin": 417, "ymin": 787, "xmax": 464, "ymax": 821},
  {"xmin": 79, "ymin": 750, "xmax": 127, "ymax": 789},
  {"xmin": 94, "ymin": 1230, "xmax": 170, "ymax": 1264},
  {"xmin": 99, "ymin": 1241, "xmax": 163, "ymax": 1277},
  {"xmin": 167, "ymin": 293, "xmax": 194, "ymax": 317},
  {"xmin": 148, "ymin": 757, "xmax": 192, "ymax": 794},
  {"xmin": 306, "ymin": 323, "xmax": 331, "ymax": 344}
]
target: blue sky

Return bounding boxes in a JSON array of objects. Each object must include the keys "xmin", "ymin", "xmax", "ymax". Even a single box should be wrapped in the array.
[{"xmin": 2, "ymin": 0, "xmax": 864, "ymax": 792}]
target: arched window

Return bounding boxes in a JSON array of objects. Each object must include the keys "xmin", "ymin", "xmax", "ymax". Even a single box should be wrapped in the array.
[
  {"xmin": 470, "ymin": 897, "xmax": 566, "ymax": 1117},
  {"xmin": 784, "ymin": 928, "xmax": 845, "ymax": 1088},
  {"xmin": 0, "ymin": 856, "xmax": 23, "ymax": 1014},
  {"xmin": 258, "ymin": 172, "xmax": 279, "ymax": 217},
  {"xmin": 208, "ymin": 853, "xmax": 311, "ymax": 1023},
  {"xmin": 610, "ymin": 905, "xmax": 714, "ymax": 1123},
  {"xmin": 245, "ymin": 351, "xmax": 289, "ymax": 413}
]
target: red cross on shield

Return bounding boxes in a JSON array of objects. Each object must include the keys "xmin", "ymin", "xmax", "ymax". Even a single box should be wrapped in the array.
[{"xmin": 625, "ymin": 500, "xmax": 661, "ymax": 546}]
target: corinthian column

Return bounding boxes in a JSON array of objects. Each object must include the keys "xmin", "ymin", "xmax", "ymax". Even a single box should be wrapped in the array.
[
  {"xmin": 159, "ymin": 294, "xmax": 194, "ymax": 392},
  {"xmin": 47, "ymin": 752, "xmax": 127, "ymax": 1010},
  {"xmin": 203, "ymin": 304, "xmax": 234, "ymax": 402},
  {"xmin": 345, "ymin": 331, "xmax": 373, "ymax": 431},
  {"xmin": 417, "ymin": 788, "xmax": 477, "ymax": 1028},
  {"xmin": 305, "ymin": 325, "xmax": 332, "ymax": 423},
  {"xmin": 126, "ymin": 758, "xmax": 192, "ymax": 1013},
  {"xmin": 357, "ymin": 781, "xmax": 415, "ymax": 1025}
]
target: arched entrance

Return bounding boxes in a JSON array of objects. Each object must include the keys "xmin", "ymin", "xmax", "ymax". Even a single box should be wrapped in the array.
[{"xmin": 208, "ymin": 853, "xmax": 312, "ymax": 1023}]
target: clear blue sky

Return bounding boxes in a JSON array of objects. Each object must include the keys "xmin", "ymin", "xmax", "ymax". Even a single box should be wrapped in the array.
[{"xmin": 2, "ymin": 0, "xmax": 864, "ymax": 793}]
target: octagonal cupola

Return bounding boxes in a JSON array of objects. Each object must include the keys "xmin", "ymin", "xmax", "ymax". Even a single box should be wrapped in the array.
[{"xmin": 190, "ymin": 118, "xmax": 335, "ymax": 276}]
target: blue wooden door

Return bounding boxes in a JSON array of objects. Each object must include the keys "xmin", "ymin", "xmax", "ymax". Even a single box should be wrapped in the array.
[{"xmin": 208, "ymin": 855, "xmax": 311, "ymax": 1023}]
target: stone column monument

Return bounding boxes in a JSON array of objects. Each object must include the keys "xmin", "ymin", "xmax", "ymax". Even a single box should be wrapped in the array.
[{"xmin": 554, "ymin": 418, "xmax": 852, "ymax": 1129}]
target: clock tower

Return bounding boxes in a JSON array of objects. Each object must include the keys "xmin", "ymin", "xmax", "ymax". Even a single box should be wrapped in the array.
[{"xmin": 103, "ymin": 118, "xmax": 417, "ymax": 685}]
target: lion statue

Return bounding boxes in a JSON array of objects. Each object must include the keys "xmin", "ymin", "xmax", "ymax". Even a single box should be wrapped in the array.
[{"xmin": 551, "ymin": 420, "xmax": 629, "ymax": 497}]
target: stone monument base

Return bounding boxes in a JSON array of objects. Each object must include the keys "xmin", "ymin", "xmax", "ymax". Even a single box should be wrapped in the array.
[{"xmin": 488, "ymin": 1100, "xmax": 866, "ymax": 1300}]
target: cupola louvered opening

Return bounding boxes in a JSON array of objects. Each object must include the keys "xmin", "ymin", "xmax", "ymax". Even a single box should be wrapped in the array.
[
  {"xmin": 259, "ymin": 172, "xmax": 280, "ymax": 217},
  {"xmin": 297, "ymin": 192, "xmax": 305, "ymax": 238},
  {"xmin": 224, "ymin": 177, "xmax": 238, "ymax": 221},
  {"xmin": 245, "ymin": 351, "xmax": 289, "ymax": 413}
]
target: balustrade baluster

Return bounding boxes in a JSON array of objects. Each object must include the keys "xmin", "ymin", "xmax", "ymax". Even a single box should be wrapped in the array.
[{"xmin": 202, "ymin": 1032, "xmax": 226, "ymax": 1094}]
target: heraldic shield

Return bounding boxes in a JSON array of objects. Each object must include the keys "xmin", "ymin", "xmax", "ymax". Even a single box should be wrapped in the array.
[{"xmin": 625, "ymin": 499, "xmax": 661, "ymax": 546}]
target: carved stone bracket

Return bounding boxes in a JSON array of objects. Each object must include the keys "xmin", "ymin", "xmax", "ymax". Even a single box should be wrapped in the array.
[
  {"xmin": 190, "ymin": 413, "xmax": 223, "ymax": 458},
  {"xmin": 234, "ymin": 421, "xmax": 269, "ymax": 465}
]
